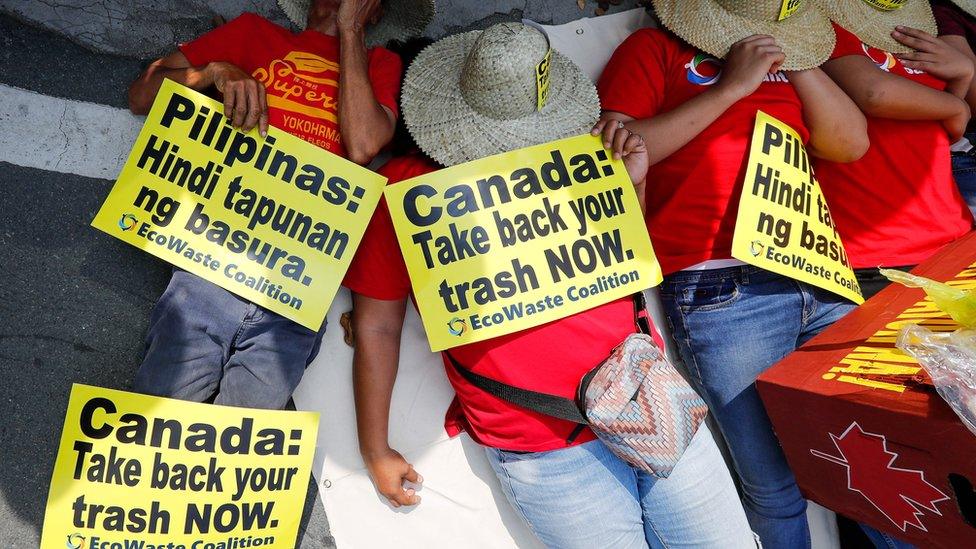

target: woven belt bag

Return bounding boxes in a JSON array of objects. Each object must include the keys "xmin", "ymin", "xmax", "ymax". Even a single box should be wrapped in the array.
[{"xmin": 449, "ymin": 295, "xmax": 709, "ymax": 478}]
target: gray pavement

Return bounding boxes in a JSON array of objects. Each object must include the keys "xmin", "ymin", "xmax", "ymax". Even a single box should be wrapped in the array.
[{"xmin": 0, "ymin": 1, "xmax": 640, "ymax": 547}]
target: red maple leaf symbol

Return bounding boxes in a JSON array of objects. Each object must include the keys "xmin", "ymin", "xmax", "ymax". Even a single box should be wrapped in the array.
[{"xmin": 811, "ymin": 422, "xmax": 950, "ymax": 532}]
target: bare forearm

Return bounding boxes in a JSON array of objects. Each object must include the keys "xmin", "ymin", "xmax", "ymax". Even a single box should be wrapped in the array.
[
  {"xmin": 129, "ymin": 62, "xmax": 213, "ymax": 115},
  {"xmin": 352, "ymin": 295, "xmax": 407, "ymax": 457},
  {"xmin": 339, "ymin": 30, "xmax": 394, "ymax": 164},
  {"xmin": 621, "ymin": 88, "xmax": 739, "ymax": 165},
  {"xmin": 789, "ymin": 68, "xmax": 868, "ymax": 162}
]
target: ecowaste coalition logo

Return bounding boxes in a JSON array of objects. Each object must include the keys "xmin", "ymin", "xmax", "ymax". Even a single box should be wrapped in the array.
[
  {"xmin": 118, "ymin": 213, "xmax": 138, "ymax": 231},
  {"xmin": 447, "ymin": 317, "xmax": 466, "ymax": 336},
  {"xmin": 750, "ymin": 240, "xmax": 765, "ymax": 257},
  {"xmin": 66, "ymin": 533, "xmax": 86, "ymax": 549},
  {"xmin": 685, "ymin": 53, "xmax": 723, "ymax": 86}
]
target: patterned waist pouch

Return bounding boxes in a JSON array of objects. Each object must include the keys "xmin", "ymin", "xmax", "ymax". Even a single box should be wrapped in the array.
[{"xmin": 448, "ymin": 293, "xmax": 708, "ymax": 478}]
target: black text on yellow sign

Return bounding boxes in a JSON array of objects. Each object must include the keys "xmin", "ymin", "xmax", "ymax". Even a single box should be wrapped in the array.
[
  {"xmin": 386, "ymin": 134, "xmax": 662, "ymax": 351},
  {"xmin": 91, "ymin": 79, "xmax": 386, "ymax": 330},
  {"xmin": 732, "ymin": 111, "xmax": 864, "ymax": 304},
  {"xmin": 40, "ymin": 384, "xmax": 319, "ymax": 549}
]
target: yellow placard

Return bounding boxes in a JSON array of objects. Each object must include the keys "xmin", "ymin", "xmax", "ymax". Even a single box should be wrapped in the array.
[
  {"xmin": 386, "ymin": 134, "xmax": 662, "ymax": 351},
  {"xmin": 40, "ymin": 384, "xmax": 319, "ymax": 549},
  {"xmin": 861, "ymin": 0, "xmax": 908, "ymax": 11},
  {"xmin": 778, "ymin": 0, "xmax": 802, "ymax": 20},
  {"xmin": 732, "ymin": 111, "xmax": 864, "ymax": 304},
  {"xmin": 91, "ymin": 79, "xmax": 386, "ymax": 330}
]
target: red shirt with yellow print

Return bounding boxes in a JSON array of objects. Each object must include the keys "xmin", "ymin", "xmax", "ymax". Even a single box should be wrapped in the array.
[{"xmin": 179, "ymin": 12, "xmax": 402, "ymax": 157}]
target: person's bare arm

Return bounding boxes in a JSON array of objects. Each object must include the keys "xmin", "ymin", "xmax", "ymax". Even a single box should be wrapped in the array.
[
  {"xmin": 128, "ymin": 50, "xmax": 269, "ymax": 135},
  {"xmin": 893, "ymin": 26, "xmax": 974, "ymax": 100},
  {"xmin": 788, "ymin": 68, "xmax": 868, "ymax": 162},
  {"xmin": 352, "ymin": 293, "xmax": 422, "ymax": 508},
  {"xmin": 595, "ymin": 35, "xmax": 785, "ymax": 166},
  {"xmin": 939, "ymin": 34, "xmax": 976, "ymax": 121},
  {"xmin": 337, "ymin": 0, "xmax": 397, "ymax": 165},
  {"xmin": 822, "ymin": 55, "xmax": 971, "ymax": 141}
]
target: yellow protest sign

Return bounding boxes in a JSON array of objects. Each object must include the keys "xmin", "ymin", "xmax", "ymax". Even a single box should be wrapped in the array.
[
  {"xmin": 777, "ymin": 0, "xmax": 801, "ymax": 20},
  {"xmin": 732, "ymin": 111, "xmax": 864, "ymax": 304},
  {"xmin": 386, "ymin": 134, "xmax": 661, "ymax": 351},
  {"xmin": 40, "ymin": 384, "xmax": 319, "ymax": 549},
  {"xmin": 91, "ymin": 79, "xmax": 386, "ymax": 330}
]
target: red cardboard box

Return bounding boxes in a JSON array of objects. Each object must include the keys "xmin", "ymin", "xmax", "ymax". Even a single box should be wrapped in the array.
[{"xmin": 758, "ymin": 232, "xmax": 976, "ymax": 547}]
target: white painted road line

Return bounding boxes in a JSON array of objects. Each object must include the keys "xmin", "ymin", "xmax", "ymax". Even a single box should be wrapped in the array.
[{"xmin": 0, "ymin": 84, "xmax": 141, "ymax": 180}]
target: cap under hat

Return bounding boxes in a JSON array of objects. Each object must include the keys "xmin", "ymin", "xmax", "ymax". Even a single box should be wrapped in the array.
[
  {"xmin": 816, "ymin": 0, "xmax": 937, "ymax": 53},
  {"xmin": 277, "ymin": 0, "xmax": 435, "ymax": 46},
  {"xmin": 401, "ymin": 22, "xmax": 600, "ymax": 167},
  {"xmin": 651, "ymin": 0, "xmax": 836, "ymax": 70}
]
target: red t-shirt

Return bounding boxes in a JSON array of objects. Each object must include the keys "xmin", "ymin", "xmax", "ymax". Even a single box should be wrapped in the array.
[
  {"xmin": 597, "ymin": 28, "xmax": 810, "ymax": 274},
  {"xmin": 345, "ymin": 153, "xmax": 662, "ymax": 452},
  {"xmin": 179, "ymin": 12, "xmax": 401, "ymax": 157},
  {"xmin": 813, "ymin": 24, "xmax": 972, "ymax": 269}
]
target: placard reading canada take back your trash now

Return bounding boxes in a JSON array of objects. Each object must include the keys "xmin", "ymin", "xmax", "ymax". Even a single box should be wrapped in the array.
[
  {"xmin": 92, "ymin": 79, "xmax": 386, "ymax": 330},
  {"xmin": 40, "ymin": 384, "xmax": 318, "ymax": 549},
  {"xmin": 386, "ymin": 134, "xmax": 662, "ymax": 351}
]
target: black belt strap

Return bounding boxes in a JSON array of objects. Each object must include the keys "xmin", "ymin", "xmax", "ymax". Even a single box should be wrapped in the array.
[{"xmin": 445, "ymin": 293, "xmax": 651, "ymax": 425}]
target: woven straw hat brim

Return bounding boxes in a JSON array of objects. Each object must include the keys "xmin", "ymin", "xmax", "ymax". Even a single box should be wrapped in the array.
[
  {"xmin": 651, "ymin": 0, "xmax": 835, "ymax": 70},
  {"xmin": 818, "ymin": 0, "xmax": 937, "ymax": 53},
  {"xmin": 402, "ymin": 31, "xmax": 601, "ymax": 167},
  {"xmin": 276, "ymin": 0, "xmax": 435, "ymax": 46},
  {"xmin": 950, "ymin": 0, "xmax": 976, "ymax": 19}
]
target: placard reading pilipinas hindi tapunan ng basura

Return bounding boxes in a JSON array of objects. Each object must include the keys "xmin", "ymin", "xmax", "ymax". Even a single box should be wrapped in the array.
[
  {"xmin": 386, "ymin": 134, "xmax": 662, "ymax": 351},
  {"xmin": 92, "ymin": 79, "xmax": 386, "ymax": 330}
]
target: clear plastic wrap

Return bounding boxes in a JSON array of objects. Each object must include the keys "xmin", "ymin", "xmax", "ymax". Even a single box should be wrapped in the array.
[{"xmin": 897, "ymin": 325, "xmax": 976, "ymax": 436}]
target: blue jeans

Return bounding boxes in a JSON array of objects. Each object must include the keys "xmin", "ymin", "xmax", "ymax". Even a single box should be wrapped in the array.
[
  {"xmin": 486, "ymin": 427, "xmax": 757, "ymax": 548},
  {"xmin": 133, "ymin": 270, "xmax": 325, "ymax": 409},
  {"xmin": 659, "ymin": 266, "xmax": 855, "ymax": 549},
  {"xmin": 952, "ymin": 132, "xmax": 976, "ymax": 218}
]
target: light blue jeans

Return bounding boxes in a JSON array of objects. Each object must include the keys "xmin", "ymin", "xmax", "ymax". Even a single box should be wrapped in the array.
[
  {"xmin": 951, "ymin": 132, "xmax": 976, "ymax": 218},
  {"xmin": 486, "ymin": 426, "xmax": 756, "ymax": 548},
  {"xmin": 659, "ymin": 266, "xmax": 856, "ymax": 549}
]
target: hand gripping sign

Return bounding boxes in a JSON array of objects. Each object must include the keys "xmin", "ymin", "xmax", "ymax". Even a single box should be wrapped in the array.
[
  {"xmin": 731, "ymin": 111, "xmax": 864, "ymax": 304},
  {"xmin": 40, "ymin": 384, "xmax": 319, "ymax": 549},
  {"xmin": 385, "ymin": 134, "xmax": 662, "ymax": 351},
  {"xmin": 91, "ymin": 79, "xmax": 386, "ymax": 330}
]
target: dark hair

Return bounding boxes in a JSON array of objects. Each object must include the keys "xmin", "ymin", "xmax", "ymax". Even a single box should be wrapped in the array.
[{"xmin": 385, "ymin": 36, "xmax": 435, "ymax": 156}]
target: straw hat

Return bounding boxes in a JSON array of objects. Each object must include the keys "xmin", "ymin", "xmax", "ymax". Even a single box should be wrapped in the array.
[
  {"xmin": 949, "ymin": 1, "xmax": 976, "ymax": 19},
  {"xmin": 277, "ymin": 0, "xmax": 435, "ymax": 46},
  {"xmin": 401, "ymin": 22, "xmax": 600, "ymax": 167},
  {"xmin": 650, "ymin": 0, "xmax": 835, "ymax": 70},
  {"xmin": 816, "ymin": 0, "xmax": 937, "ymax": 53}
]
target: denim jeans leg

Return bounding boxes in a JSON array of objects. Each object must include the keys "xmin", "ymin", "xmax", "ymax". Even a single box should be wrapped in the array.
[
  {"xmin": 486, "ymin": 439, "xmax": 648, "ymax": 549},
  {"xmin": 660, "ymin": 267, "xmax": 810, "ymax": 549},
  {"xmin": 952, "ymin": 135, "xmax": 976, "ymax": 219},
  {"xmin": 638, "ymin": 427, "xmax": 756, "ymax": 548},
  {"xmin": 133, "ymin": 270, "xmax": 243, "ymax": 402},
  {"xmin": 215, "ymin": 306, "xmax": 324, "ymax": 410}
]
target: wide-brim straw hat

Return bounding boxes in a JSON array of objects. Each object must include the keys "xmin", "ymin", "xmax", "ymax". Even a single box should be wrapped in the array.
[
  {"xmin": 402, "ymin": 22, "xmax": 600, "ymax": 167},
  {"xmin": 817, "ymin": 0, "xmax": 937, "ymax": 53},
  {"xmin": 949, "ymin": 0, "xmax": 976, "ymax": 19},
  {"xmin": 651, "ymin": 0, "xmax": 835, "ymax": 70},
  {"xmin": 277, "ymin": 0, "xmax": 435, "ymax": 46}
]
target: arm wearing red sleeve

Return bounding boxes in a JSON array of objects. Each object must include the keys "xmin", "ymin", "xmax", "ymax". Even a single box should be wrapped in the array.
[
  {"xmin": 823, "ymin": 24, "xmax": 970, "ymax": 140},
  {"xmin": 127, "ymin": 13, "xmax": 259, "ymax": 115},
  {"xmin": 598, "ymin": 29, "xmax": 745, "ymax": 166},
  {"xmin": 368, "ymin": 48, "xmax": 404, "ymax": 120}
]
